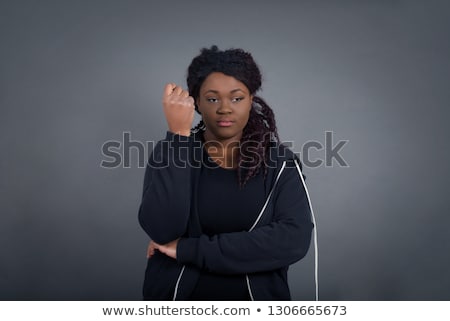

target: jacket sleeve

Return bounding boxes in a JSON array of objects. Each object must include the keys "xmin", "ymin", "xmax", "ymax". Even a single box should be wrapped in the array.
[
  {"xmin": 176, "ymin": 160, "xmax": 314, "ymax": 274},
  {"xmin": 138, "ymin": 131, "xmax": 193, "ymax": 244}
]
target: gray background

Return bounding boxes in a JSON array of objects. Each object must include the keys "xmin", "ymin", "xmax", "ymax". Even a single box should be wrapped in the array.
[{"xmin": 1, "ymin": 0, "xmax": 449, "ymax": 300}]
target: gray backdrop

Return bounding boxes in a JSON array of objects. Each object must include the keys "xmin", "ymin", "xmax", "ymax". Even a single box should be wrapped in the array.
[{"xmin": 1, "ymin": 0, "xmax": 449, "ymax": 300}]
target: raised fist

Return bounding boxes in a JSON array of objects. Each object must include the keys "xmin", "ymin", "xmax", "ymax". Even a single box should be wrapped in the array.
[{"xmin": 162, "ymin": 83, "xmax": 195, "ymax": 137}]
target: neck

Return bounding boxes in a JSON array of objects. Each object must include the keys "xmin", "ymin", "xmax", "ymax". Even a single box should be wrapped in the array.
[{"xmin": 204, "ymin": 139, "xmax": 240, "ymax": 169}]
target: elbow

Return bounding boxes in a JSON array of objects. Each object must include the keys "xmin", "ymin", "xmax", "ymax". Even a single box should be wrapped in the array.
[
  {"xmin": 292, "ymin": 243, "xmax": 310, "ymax": 263},
  {"xmin": 150, "ymin": 230, "xmax": 185, "ymax": 245},
  {"xmin": 289, "ymin": 221, "xmax": 314, "ymax": 263},
  {"xmin": 138, "ymin": 205, "xmax": 186, "ymax": 244}
]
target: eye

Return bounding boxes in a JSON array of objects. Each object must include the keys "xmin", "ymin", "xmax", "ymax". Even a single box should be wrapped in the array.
[
  {"xmin": 232, "ymin": 97, "xmax": 244, "ymax": 103},
  {"xmin": 206, "ymin": 97, "xmax": 219, "ymax": 103}
]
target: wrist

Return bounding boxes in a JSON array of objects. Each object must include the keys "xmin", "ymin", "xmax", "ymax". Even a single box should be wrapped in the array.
[
  {"xmin": 176, "ymin": 237, "xmax": 199, "ymax": 265},
  {"xmin": 169, "ymin": 129, "xmax": 191, "ymax": 137}
]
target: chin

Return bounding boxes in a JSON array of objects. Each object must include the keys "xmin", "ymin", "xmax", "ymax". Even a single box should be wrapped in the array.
[{"xmin": 209, "ymin": 130, "xmax": 242, "ymax": 142}]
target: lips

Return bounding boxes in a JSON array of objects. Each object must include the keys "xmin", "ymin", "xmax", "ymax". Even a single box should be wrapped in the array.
[{"xmin": 217, "ymin": 119, "xmax": 235, "ymax": 127}]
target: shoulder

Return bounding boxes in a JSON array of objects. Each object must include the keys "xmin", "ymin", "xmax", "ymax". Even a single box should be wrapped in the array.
[
  {"xmin": 267, "ymin": 141, "xmax": 300, "ymax": 166},
  {"xmin": 265, "ymin": 141, "xmax": 305, "ymax": 182}
]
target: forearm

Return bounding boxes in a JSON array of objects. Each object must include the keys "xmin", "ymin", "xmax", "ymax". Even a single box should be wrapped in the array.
[
  {"xmin": 176, "ymin": 218, "xmax": 313, "ymax": 274},
  {"xmin": 176, "ymin": 161, "xmax": 314, "ymax": 274}
]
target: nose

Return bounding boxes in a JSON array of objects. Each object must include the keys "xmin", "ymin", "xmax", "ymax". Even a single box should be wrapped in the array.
[{"xmin": 217, "ymin": 100, "xmax": 232, "ymax": 114}]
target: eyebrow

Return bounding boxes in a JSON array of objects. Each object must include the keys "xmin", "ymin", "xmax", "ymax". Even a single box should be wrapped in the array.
[{"xmin": 204, "ymin": 89, "xmax": 246, "ymax": 95}]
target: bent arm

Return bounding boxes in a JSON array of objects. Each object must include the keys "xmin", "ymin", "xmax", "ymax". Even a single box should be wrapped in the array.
[
  {"xmin": 176, "ymin": 163, "xmax": 314, "ymax": 274},
  {"xmin": 138, "ymin": 131, "xmax": 193, "ymax": 244}
]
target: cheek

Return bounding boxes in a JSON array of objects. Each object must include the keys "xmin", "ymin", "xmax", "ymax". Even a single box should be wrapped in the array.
[
  {"xmin": 197, "ymin": 103, "xmax": 209, "ymax": 119},
  {"xmin": 200, "ymin": 109, "xmax": 212, "ymax": 120},
  {"xmin": 240, "ymin": 105, "xmax": 252, "ymax": 124}
]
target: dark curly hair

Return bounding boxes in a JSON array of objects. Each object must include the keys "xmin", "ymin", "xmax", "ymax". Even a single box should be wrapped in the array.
[{"xmin": 187, "ymin": 45, "xmax": 280, "ymax": 187}]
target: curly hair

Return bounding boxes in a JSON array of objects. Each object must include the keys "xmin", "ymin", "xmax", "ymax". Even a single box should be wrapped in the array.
[{"xmin": 187, "ymin": 45, "xmax": 280, "ymax": 187}]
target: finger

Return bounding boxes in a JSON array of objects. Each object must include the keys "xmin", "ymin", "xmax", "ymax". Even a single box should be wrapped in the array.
[
  {"xmin": 187, "ymin": 96, "xmax": 195, "ymax": 107},
  {"xmin": 149, "ymin": 248, "xmax": 156, "ymax": 258},
  {"xmin": 172, "ymin": 86, "xmax": 183, "ymax": 96},
  {"xmin": 180, "ymin": 90, "xmax": 189, "ymax": 99},
  {"xmin": 147, "ymin": 241, "xmax": 156, "ymax": 258},
  {"xmin": 163, "ymin": 83, "xmax": 176, "ymax": 97}
]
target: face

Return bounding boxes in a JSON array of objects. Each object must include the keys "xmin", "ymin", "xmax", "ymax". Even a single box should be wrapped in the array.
[{"xmin": 197, "ymin": 72, "xmax": 253, "ymax": 145}]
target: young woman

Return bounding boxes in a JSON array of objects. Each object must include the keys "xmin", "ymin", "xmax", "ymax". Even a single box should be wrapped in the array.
[{"xmin": 138, "ymin": 46, "xmax": 316, "ymax": 300}]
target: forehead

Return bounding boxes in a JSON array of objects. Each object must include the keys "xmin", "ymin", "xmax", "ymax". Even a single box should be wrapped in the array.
[{"xmin": 200, "ymin": 72, "xmax": 249, "ymax": 93}]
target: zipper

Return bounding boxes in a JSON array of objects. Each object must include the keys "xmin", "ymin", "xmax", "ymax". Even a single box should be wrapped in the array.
[
  {"xmin": 248, "ymin": 161, "xmax": 286, "ymax": 232},
  {"xmin": 245, "ymin": 161, "xmax": 287, "ymax": 300},
  {"xmin": 245, "ymin": 275, "xmax": 255, "ymax": 301},
  {"xmin": 172, "ymin": 265, "xmax": 185, "ymax": 300}
]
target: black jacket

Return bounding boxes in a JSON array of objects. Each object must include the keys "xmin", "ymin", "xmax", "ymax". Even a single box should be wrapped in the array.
[{"xmin": 138, "ymin": 131, "xmax": 314, "ymax": 300}]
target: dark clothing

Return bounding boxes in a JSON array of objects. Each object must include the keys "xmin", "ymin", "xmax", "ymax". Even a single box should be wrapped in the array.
[
  {"xmin": 189, "ymin": 272, "xmax": 251, "ymax": 301},
  {"xmin": 189, "ymin": 150, "xmax": 264, "ymax": 300},
  {"xmin": 197, "ymin": 152, "xmax": 265, "ymax": 237},
  {"xmin": 138, "ymin": 131, "xmax": 314, "ymax": 300}
]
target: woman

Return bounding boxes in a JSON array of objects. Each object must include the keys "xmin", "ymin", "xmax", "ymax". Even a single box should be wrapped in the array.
[{"xmin": 138, "ymin": 46, "xmax": 316, "ymax": 300}]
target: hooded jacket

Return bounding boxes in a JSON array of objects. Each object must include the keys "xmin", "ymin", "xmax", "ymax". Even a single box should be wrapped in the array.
[{"xmin": 138, "ymin": 131, "xmax": 314, "ymax": 300}]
